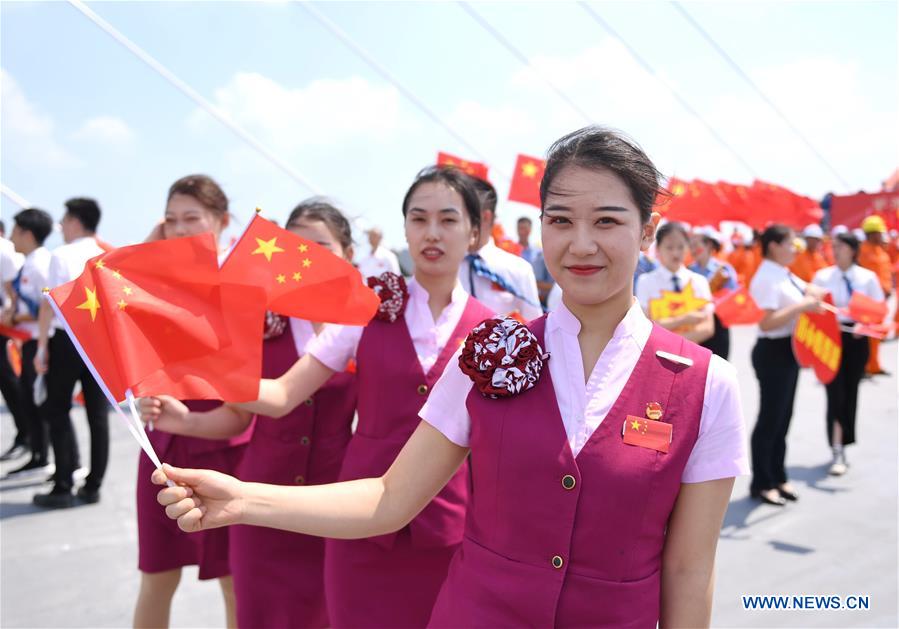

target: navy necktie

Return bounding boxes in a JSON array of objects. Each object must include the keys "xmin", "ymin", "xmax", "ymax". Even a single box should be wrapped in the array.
[
  {"xmin": 842, "ymin": 273, "xmax": 854, "ymax": 298},
  {"xmin": 465, "ymin": 253, "xmax": 537, "ymax": 306},
  {"xmin": 671, "ymin": 274, "xmax": 681, "ymax": 292}
]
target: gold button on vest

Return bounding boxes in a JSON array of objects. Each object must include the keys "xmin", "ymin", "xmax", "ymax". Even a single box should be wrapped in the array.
[
  {"xmin": 551, "ymin": 555, "xmax": 564, "ymax": 569},
  {"xmin": 417, "ymin": 384, "xmax": 428, "ymax": 395},
  {"xmin": 561, "ymin": 474, "xmax": 576, "ymax": 490}
]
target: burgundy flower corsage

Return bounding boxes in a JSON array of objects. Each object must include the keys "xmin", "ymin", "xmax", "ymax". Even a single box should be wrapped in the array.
[
  {"xmin": 263, "ymin": 311, "xmax": 288, "ymax": 339},
  {"xmin": 367, "ymin": 272, "xmax": 409, "ymax": 323},
  {"xmin": 459, "ymin": 317, "xmax": 550, "ymax": 398}
]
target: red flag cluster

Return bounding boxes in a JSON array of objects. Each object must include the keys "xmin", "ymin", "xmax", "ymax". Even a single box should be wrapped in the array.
[
  {"xmin": 49, "ymin": 214, "xmax": 379, "ymax": 403},
  {"xmin": 437, "ymin": 151, "xmax": 546, "ymax": 209},
  {"xmin": 656, "ymin": 178, "xmax": 822, "ymax": 230}
]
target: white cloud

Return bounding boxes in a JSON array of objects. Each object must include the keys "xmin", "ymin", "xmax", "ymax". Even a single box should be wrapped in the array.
[
  {"xmin": 187, "ymin": 72, "xmax": 403, "ymax": 150},
  {"xmin": 71, "ymin": 115, "xmax": 135, "ymax": 147},
  {"xmin": 1, "ymin": 69, "xmax": 79, "ymax": 168}
]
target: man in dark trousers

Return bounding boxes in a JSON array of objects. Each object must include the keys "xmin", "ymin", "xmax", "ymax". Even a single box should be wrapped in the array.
[{"xmin": 33, "ymin": 199, "xmax": 109, "ymax": 508}]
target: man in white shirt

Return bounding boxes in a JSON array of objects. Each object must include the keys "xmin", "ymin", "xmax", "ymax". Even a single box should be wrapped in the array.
[
  {"xmin": 459, "ymin": 178, "xmax": 542, "ymax": 320},
  {"xmin": 33, "ymin": 198, "xmax": 109, "ymax": 508},
  {"xmin": 0, "ymin": 229, "xmax": 27, "ymax": 461},
  {"xmin": 2, "ymin": 209, "xmax": 54, "ymax": 476},
  {"xmin": 357, "ymin": 227, "xmax": 400, "ymax": 278}
]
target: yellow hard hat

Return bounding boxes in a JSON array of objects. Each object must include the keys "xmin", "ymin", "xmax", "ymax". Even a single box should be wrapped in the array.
[{"xmin": 861, "ymin": 215, "xmax": 887, "ymax": 234}]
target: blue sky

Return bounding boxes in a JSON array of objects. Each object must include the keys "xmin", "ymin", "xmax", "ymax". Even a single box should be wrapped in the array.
[{"xmin": 2, "ymin": 1, "xmax": 896, "ymax": 253}]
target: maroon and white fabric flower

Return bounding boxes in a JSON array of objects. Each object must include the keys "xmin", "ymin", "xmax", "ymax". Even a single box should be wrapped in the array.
[
  {"xmin": 459, "ymin": 317, "xmax": 550, "ymax": 398},
  {"xmin": 263, "ymin": 311, "xmax": 288, "ymax": 340},
  {"xmin": 367, "ymin": 272, "xmax": 409, "ymax": 323}
]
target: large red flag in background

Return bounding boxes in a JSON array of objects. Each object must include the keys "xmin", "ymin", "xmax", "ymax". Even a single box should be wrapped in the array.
[
  {"xmin": 437, "ymin": 151, "xmax": 489, "ymax": 181},
  {"xmin": 49, "ymin": 235, "xmax": 266, "ymax": 402},
  {"xmin": 657, "ymin": 177, "xmax": 821, "ymax": 229},
  {"xmin": 508, "ymin": 154, "xmax": 545, "ymax": 208},
  {"xmin": 830, "ymin": 191, "xmax": 899, "ymax": 230},
  {"xmin": 220, "ymin": 213, "xmax": 379, "ymax": 325}
]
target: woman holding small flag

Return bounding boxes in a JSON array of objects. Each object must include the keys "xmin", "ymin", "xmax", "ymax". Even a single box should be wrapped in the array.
[
  {"xmin": 144, "ymin": 166, "xmax": 493, "ymax": 628},
  {"xmin": 812, "ymin": 232, "xmax": 884, "ymax": 476},
  {"xmin": 141, "ymin": 199, "xmax": 359, "ymax": 628},
  {"xmin": 636, "ymin": 221, "xmax": 715, "ymax": 345},
  {"xmin": 134, "ymin": 175, "xmax": 247, "ymax": 629},
  {"xmin": 748, "ymin": 224, "xmax": 827, "ymax": 507},
  {"xmin": 151, "ymin": 127, "xmax": 748, "ymax": 628}
]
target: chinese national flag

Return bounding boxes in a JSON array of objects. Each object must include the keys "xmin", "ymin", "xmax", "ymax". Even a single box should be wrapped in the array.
[
  {"xmin": 713, "ymin": 287, "xmax": 765, "ymax": 327},
  {"xmin": 508, "ymin": 154, "xmax": 545, "ymax": 208},
  {"xmin": 437, "ymin": 151, "xmax": 489, "ymax": 181},
  {"xmin": 220, "ymin": 213, "xmax": 379, "ymax": 325},
  {"xmin": 845, "ymin": 292, "xmax": 888, "ymax": 325},
  {"xmin": 49, "ymin": 234, "xmax": 266, "ymax": 402},
  {"xmin": 622, "ymin": 416, "xmax": 672, "ymax": 453}
]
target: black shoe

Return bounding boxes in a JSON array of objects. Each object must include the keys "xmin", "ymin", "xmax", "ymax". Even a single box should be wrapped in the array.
[
  {"xmin": 750, "ymin": 488, "xmax": 787, "ymax": 506},
  {"xmin": 777, "ymin": 486, "xmax": 799, "ymax": 501},
  {"xmin": 0, "ymin": 442, "xmax": 28, "ymax": 461},
  {"xmin": 33, "ymin": 488, "xmax": 75, "ymax": 509},
  {"xmin": 76, "ymin": 486, "xmax": 100, "ymax": 504}
]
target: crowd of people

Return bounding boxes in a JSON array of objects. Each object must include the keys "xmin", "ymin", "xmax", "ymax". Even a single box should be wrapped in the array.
[{"xmin": 0, "ymin": 124, "xmax": 895, "ymax": 628}]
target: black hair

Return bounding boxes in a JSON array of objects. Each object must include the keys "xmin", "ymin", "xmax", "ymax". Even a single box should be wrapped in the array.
[
  {"xmin": 760, "ymin": 224, "xmax": 794, "ymax": 258},
  {"xmin": 13, "ymin": 208, "xmax": 53, "ymax": 245},
  {"xmin": 517, "ymin": 216, "xmax": 532, "ymax": 225},
  {"xmin": 0, "ymin": 219, "xmax": 5, "ymax": 237},
  {"xmin": 402, "ymin": 166, "xmax": 481, "ymax": 231},
  {"xmin": 64, "ymin": 197, "xmax": 101, "ymax": 233},
  {"xmin": 655, "ymin": 222, "xmax": 690, "ymax": 246},
  {"xmin": 287, "ymin": 197, "xmax": 354, "ymax": 252},
  {"xmin": 540, "ymin": 126, "xmax": 665, "ymax": 223},
  {"xmin": 469, "ymin": 177, "xmax": 497, "ymax": 215},
  {"xmin": 835, "ymin": 232, "xmax": 860, "ymax": 262},
  {"xmin": 168, "ymin": 174, "xmax": 228, "ymax": 218}
]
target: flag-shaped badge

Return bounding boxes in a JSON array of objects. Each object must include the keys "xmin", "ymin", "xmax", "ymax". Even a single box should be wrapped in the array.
[
  {"xmin": 508, "ymin": 154, "xmax": 545, "ymax": 208},
  {"xmin": 437, "ymin": 151, "xmax": 489, "ymax": 181},
  {"xmin": 220, "ymin": 213, "xmax": 379, "ymax": 326},
  {"xmin": 622, "ymin": 415, "xmax": 672, "ymax": 453}
]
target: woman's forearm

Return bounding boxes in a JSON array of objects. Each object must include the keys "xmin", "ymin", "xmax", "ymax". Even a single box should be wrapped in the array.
[
  {"xmin": 759, "ymin": 302, "xmax": 806, "ymax": 331},
  {"xmin": 240, "ymin": 477, "xmax": 404, "ymax": 539},
  {"xmin": 234, "ymin": 354, "xmax": 335, "ymax": 418},
  {"xmin": 178, "ymin": 407, "xmax": 251, "ymax": 440}
]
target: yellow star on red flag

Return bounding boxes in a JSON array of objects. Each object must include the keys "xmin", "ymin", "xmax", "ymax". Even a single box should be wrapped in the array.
[
  {"xmin": 76, "ymin": 286, "xmax": 101, "ymax": 322},
  {"xmin": 252, "ymin": 237, "xmax": 285, "ymax": 262}
]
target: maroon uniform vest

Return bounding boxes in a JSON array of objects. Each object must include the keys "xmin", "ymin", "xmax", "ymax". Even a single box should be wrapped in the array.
[
  {"xmin": 339, "ymin": 296, "xmax": 494, "ymax": 549},
  {"xmin": 429, "ymin": 318, "xmax": 711, "ymax": 628}
]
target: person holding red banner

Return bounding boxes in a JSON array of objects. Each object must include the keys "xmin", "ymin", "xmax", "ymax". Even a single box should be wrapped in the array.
[
  {"xmin": 749, "ymin": 225, "xmax": 827, "ymax": 506},
  {"xmin": 133, "ymin": 175, "xmax": 246, "ymax": 629},
  {"xmin": 151, "ymin": 127, "xmax": 748, "ymax": 629},
  {"xmin": 141, "ymin": 199, "xmax": 359, "ymax": 628},
  {"xmin": 636, "ymin": 221, "xmax": 714, "ymax": 345},
  {"xmin": 146, "ymin": 165, "xmax": 492, "ymax": 628},
  {"xmin": 812, "ymin": 233, "xmax": 884, "ymax": 476}
]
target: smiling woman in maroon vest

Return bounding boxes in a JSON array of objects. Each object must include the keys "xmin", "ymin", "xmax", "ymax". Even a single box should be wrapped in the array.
[{"xmin": 151, "ymin": 128, "xmax": 749, "ymax": 628}]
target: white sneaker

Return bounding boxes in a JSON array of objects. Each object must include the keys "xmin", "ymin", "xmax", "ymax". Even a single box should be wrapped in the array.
[
  {"xmin": 828, "ymin": 460, "xmax": 848, "ymax": 476},
  {"xmin": 73, "ymin": 467, "xmax": 89, "ymax": 482}
]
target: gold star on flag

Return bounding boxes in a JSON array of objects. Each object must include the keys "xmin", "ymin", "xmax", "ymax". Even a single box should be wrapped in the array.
[
  {"xmin": 117, "ymin": 299, "xmax": 127, "ymax": 311},
  {"xmin": 276, "ymin": 274, "xmax": 286, "ymax": 284},
  {"xmin": 112, "ymin": 270, "xmax": 122, "ymax": 280},
  {"xmin": 94, "ymin": 260, "xmax": 106, "ymax": 269},
  {"xmin": 302, "ymin": 258, "xmax": 312, "ymax": 268},
  {"xmin": 76, "ymin": 286, "xmax": 101, "ymax": 322},
  {"xmin": 123, "ymin": 286, "xmax": 133, "ymax": 296},
  {"xmin": 631, "ymin": 419, "xmax": 641, "ymax": 431},
  {"xmin": 292, "ymin": 272, "xmax": 302, "ymax": 281},
  {"xmin": 521, "ymin": 161, "xmax": 539, "ymax": 178},
  {"xmin": 252, "ymin": 237, "xmax": 285, "ymax": 262},
  {"xmin": 298, "ymin": 244, "xmax": 308, "ymax": 253}
]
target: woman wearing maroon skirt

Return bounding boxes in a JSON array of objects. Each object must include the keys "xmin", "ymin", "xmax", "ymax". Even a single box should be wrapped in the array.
[
  {"xmin": 144, "ymin": 166, "xmax": 491, "ymax": 627},
  {"xmin": 134, "ymin": 175, "xmax": 250, "ymax": 628},
  {"xmin": 143, "ymin": 200, "xmax": 358, "ymax": 627}
]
